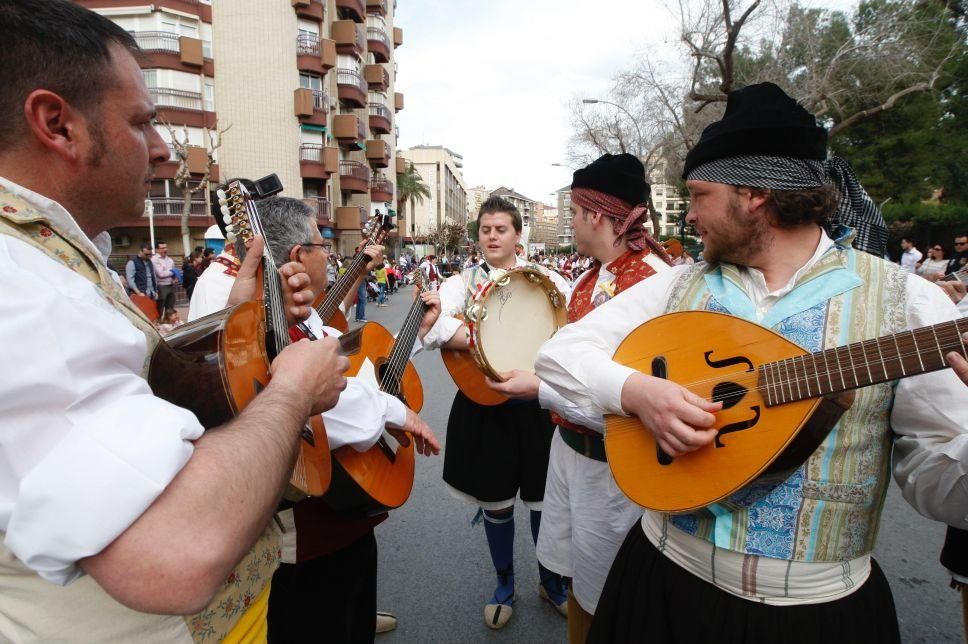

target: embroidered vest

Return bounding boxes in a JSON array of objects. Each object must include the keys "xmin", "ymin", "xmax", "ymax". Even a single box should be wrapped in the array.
[
  {"xmin": 0, "ymin": 188, "xmax": 280, "ymax": 642},
  {"xmin": 663, "ymin": 236, "xmax": 907, "ymax": 562},
  {"xmin": 553, "ymin": 249, "xmax": 663, "ymax": 433}
]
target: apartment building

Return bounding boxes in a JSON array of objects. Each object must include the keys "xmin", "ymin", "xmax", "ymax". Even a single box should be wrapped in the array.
[
  {"xmin": 76, "ymin": 0, "xmax": 405, "ymax": 258},
  {"xmin": 555, "ymin": 184, "xmax": 573, "ymax": 248},
  {"xmin": 466, "ymin": 185, "xmax": 490, "ymax": 218},
  {"xmin": 529, "ymin": 204, "xmax": 558, "ymax": 250},
  {"xmin": 488, "ymin": 187, "xmax": 536, "ymax": 246},
  {"xmin": 399, "ymin": 145, "xmax": 468, "ymax": 240}
]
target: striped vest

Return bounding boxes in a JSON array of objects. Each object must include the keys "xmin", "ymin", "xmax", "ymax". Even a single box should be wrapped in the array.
[{"xmin": 664, "ymin": 234, "xmax": 907, "ymax": 562}]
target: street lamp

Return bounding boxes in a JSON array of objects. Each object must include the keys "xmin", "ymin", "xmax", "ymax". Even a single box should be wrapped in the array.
[
  {"xmin": 582, "ymin": 98, "xmax": 644, "ymax": 155},
  {"xmin": 551, "ymin": 163, "xmax": 576, "ymax": 171}
]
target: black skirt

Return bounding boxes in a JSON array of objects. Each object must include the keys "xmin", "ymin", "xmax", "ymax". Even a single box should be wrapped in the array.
[
  {"xmin": 588, "ymin": 524, "xmax": 901, "ymax": 644},
  {"xmin": 442, "ymin": 391, "xmax": 556, "ymax": 505}
]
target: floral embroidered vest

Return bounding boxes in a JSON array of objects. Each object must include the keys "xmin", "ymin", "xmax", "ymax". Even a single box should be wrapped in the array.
[
  {"xmin": 663, "ymin": 233, "xmax": 907, "ymax": 562},
  {"xmin": 0, "ymin": 188, "xmax": 280, "ymax": 643}
]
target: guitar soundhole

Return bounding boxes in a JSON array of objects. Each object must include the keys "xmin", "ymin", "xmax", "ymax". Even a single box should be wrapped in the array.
[
  {"xmin": 712, "ymin": 381, "xmax": 747, "ymax": 410},
  {"xmin": 377, "ymin": 362, "xmax": 407, "ymax": 406},
  {"xmin": 650, "ymin": 357, "xmax": 674, "ymax": 466}
]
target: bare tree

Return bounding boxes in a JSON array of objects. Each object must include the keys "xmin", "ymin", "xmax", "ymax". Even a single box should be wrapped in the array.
[
  {"xmin": 160, "ymin": 119, "xmax": 230, "ymax": 256},
  {"xmin": 568, "ymin": 0, "xmax": 961, "ymax": 179}
]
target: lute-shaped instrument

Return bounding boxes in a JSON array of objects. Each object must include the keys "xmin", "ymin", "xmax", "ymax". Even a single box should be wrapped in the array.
[{"xmin": 604, "ymin": 310, "xmax": 968, "ymax": 513}]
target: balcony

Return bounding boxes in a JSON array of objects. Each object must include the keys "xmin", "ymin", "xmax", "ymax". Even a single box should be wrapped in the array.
[
  {"xmin": 393, "ymin": 26, "xmax": 403, "ymax": 48},
  {"xmin": 364, "ymin": 64, "xmax": 389, "ymax": 91},
  {"xmin": 394, "ymin": 91, "xmax": 404, "ymax": 112},
  {"xmin": 339, "ymin": 160, "xmax": 371, "ymax": 193},
  {"xmin": 303, "ymin": 197, "xmax": 333, "ymax": 226},
  {"xmin": 129, "ymin": 31, "xmax": 212, "ymax": 75},
  {"xmin": 296, "ymin": 34, "xmax": 323, "ymax": 73},
  {"xmin": 333, "ymin": 114, "xmax": 366, "ymax": 148},
  {"xmin": 292, "ymin": 0, "xmax": 324, "ymax": 20},
  {"xmin": 395, "ymin": 155, "xmax": 407, "ymax": 175},
  {"xmin": 335, "ymin": 0, "xmax": 366, "ymax": 22},
  {"xmin": 320, "ymin": 38, "xmax": 337, "ymax": 70},
  {"xmin": 150, "ymin": 197, "xmax": 210, "ymax": 218},
  {"xmin": 370, "ymin": 172, "xmax": 393, "ymax": 203},
  {"xmin": 333, "ymin": 21, "xmax": 366, "ymax": 58},
  {"xmin": 150, "ymin": 87, "xmax": 202, "ymax": 111},
  {"xmin": 336, "ymin": 68, "xmax": 368, "ymax": 107},
  {"xmin": 368, "ymin": 102, "xmax": 392, "ymax": 135},
  {"xmin": 366, "ymin": 0, "xmax": 387, "ymax": 16},
  {"xmin": 367, "ymin": 26, "xmax": 391, "ymax": 63},
  {"xmin": 299, "ymin": 144, "xmax": 339, "ymax": 179},
  {"xmin": 365, "ymin": 139, "xmax": 390, "ymax": 168},
  {"xmin": 335, "ymin": 206, "xmax": 366, "ymax": 230},
  {"xmin": 294, "ymin": 88, "xmax": 329, "ymax": 126}
]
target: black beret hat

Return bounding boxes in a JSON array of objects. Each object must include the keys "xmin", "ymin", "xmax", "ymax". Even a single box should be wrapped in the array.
[
  {"xmin": 572, "ymin": 153, "xmax": 651, "ymax": 205},
  {"xmin": 682, "ymin": 82, "xmax": 828, "ymax": 178}
]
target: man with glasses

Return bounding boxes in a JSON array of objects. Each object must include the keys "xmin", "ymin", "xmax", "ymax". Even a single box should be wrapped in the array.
[
  {"xmin": 190, "ymin": 196, "xmax": 441, "ymax": 642},
  {"xmin": 948, "ymin": 234, "xmax": 968, "ymax": 277}
]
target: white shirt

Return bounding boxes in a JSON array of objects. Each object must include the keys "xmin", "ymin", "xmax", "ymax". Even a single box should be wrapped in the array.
[
  {"xmin": 900, "ymin": 247, "xmax": 923, "ymax": 273},
  {"xmin": 0, "ymin": 178, "xmax": 204, "ymax": 585},
  {"xmin": 536, "ymin": 233, "xmax": 968, "ymax": 529},
  {"xmin": 188, "ymin": 272, "xmax": 406, "ymax": 450},
  {"xmin": 187, "ymin": 253, "xmax": 238, "ymax": 322}
]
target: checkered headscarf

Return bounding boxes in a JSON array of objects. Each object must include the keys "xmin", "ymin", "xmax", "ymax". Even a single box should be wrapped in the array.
[{"xmin": 687, "ymin": 154, "xmax": 887, "ymax": 257}]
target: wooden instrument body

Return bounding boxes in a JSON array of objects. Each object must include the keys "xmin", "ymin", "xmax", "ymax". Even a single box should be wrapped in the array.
[
  {"xmin": 605, "ymin": 311, "xmax": 845, "ymax": 514},
  {"xmin": 130, "ymin": 293, "xmax": 160, "ymax": 322},
  {"xmin": 147, "ymin": 301, "xmax": 332, "ymax": 497},
  {"xmin": 440, "ymin": 315, "xmax": 508, "ymax": 406},
  {"xmin": 324, "ymin": 322, "xmax": 421, "ymax": 515}
]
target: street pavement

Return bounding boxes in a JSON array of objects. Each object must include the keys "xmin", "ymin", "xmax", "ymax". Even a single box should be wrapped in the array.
[{"xmin": 354, "ymin": 287, "xmax": 964, "ymax": 644}]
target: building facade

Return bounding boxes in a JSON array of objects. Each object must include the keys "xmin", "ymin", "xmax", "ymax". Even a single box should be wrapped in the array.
[
  {"xmin": 77, "ymin": 0, "xmax": 406, "ymax": 259},
  {"xmin": 555, "ymin": 184, "xmax": 573, "ymax": 248},
  {"xmin": 488, "ymin": 186, "xmax": 536, "ymax": 246},
  {"xmin": 399, "ymin": 145, "xmax": 468, "ymax": 241}
]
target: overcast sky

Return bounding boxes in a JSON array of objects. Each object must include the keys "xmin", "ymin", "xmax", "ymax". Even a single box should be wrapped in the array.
[
  {"xmin": 394, "ymin": 0, "xmax": 680, "ymax": 206},
  {"xmin": 393, "ymin": 0, "xmax": 855, "ymax": 207}
]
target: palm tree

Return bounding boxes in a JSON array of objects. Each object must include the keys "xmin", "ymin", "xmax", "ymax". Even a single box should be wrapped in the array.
[{"xmin": 396, "ymin": 161, "xmax": 431, "ymax": 239}]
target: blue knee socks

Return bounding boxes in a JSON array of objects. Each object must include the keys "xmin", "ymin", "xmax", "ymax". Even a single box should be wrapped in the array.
[
  {"xmin": 482, "ymin": 508, "xmax": 515, "ymax": 604},
  {"xmin": 531, "ymin": 510, "xmax": 568, "ymax": 604}
]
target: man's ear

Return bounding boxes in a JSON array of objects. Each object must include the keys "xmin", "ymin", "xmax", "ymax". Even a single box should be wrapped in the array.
[
  {"xmin": 745, "ymin": 187, "xmax": 771, "ymax": 217},
  {"xmin": 589, "ymin": 211, "xmax": 605, "ymax": 228},
  {"xmin": 22, "ymin": 90, "xmax": 84, "ymax": 162},
  {"xmin": 289, "ymin": 244, "xmax": 303, "ymax": 264}
]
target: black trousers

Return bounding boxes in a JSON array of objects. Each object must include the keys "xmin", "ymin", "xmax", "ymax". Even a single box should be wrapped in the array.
[
  {"xmin": 267, "ymin": 530, "xmax": 377, "ymax": 644},
  {"xmin": 588, "ymin": 524, "xmax": 900, "ymax": 644}
]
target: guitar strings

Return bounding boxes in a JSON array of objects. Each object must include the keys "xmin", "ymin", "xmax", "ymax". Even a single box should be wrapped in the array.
[
  {"xmin": 380, "ymin": 276, "xmax": 429, "ymax": 393},
  {"xmin": 674, "ymin": 334, "xmax": 967, "ymax": 403}
]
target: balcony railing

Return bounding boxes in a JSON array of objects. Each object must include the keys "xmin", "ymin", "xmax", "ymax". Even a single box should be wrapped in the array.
[
  {"xmin": 371, "ymin": 172, "xmax": 393, "ymax": 194},
  {"xmin": 367, "ymin": 26, "xmax": 390, "ymax": 50},
  {"xmin": 297, "ymin": 33, "xmax": 320, "ymax": 56},
  {"xmin": 131, "ymin": 31, "xmax": 180, "ymax": 53},
  {"xmin": 150, "ymin": 198, "xmax": 209, "ymax": 217},
  {"xmin": 149, "ymin": 87, "xmax": 203, "ymax": 111},
  {"xmin": 339, "ymin": 160, "xmax": 371, "ymax": 182},
  {"xmin": 311, "ymin": 89, "xmax": 329, "ymax": 111},
  {"xmin": 337, "ymin": 68, "xmax": 367, "ymax": 95},
  {"xmin": 309, "ymin": 197, "xmax": 332, "ymax": 219},
  {"xmin": 368, "ymin": 103, "xmax": 392, "ymax": 120},
  {"xmin": 299, "ymin": 143, "xmax": 327, "ymax": 162}
]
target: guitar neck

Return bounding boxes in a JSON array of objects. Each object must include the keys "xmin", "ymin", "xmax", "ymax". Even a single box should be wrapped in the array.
[
  {"xmin": 760, "ymin": 318, "xmax": 968, "ymax": 406},
  {"xmin": 941, "ymin": 267, "xmax": 968, "ymax": 284},
  {"xmin": 380, "ymin": 282, "xmax": 429, "ymax": 398},
  {"xmin": 317, "ymin": 249, "xmax": 372, "ymax": 322}
]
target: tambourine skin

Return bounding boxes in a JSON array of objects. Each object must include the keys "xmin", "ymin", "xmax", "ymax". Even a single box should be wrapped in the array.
[{"xmin": 465, "ymin": 267, "xmax": 567, "ymax": 381}]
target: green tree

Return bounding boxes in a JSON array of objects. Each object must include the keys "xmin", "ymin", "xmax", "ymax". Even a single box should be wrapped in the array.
[{"xmin": 396, "ymin": 161, "xmax": 431, "ymax": 237}]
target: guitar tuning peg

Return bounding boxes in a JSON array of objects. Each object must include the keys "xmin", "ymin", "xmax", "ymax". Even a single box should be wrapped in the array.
[
  {"xmin": 222, "ymin": 214, "xmax": 232, "ymax": 224},
  {"xmin": 220, "ymin": 205, "xmax": 230, "ymax": 217},
  {"xmin": 216, "ymin": 189, "xmax": 226, "ymax": 200},
  {"xmin": 226, "ymin": 232, "xmax": 236, "ymax": 242}
]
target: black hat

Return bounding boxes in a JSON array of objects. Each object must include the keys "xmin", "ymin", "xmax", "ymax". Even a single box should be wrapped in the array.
[
  {"xmin": 572, "ymin": 153, "xmax": 650, "ymax": 205},
  {"xmin": 682, "ymin": 82, "xmax": 827, "ymax": 178}
]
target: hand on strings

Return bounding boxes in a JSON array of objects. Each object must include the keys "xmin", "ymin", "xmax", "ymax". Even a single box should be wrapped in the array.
[
  {"xmin": 620, "ymin": 372, "xmax": 722, "ymax": 457},
  {"xmin": 363, "ymin": 244, "xmax": 385, "ymax": 269},
  {"xmin": 270, "ymin": 336, "xmax": 349, "ymax": 416},
  {"xmin": 947, "ymin": 332, "xmax": 968, "ymax": 388},
  {"xmin": 417, "ymin": 290, "xmax": 441, "ymax": 340},
  {"xmin": 387, "ymin": 408, "xmax": 441, "ymax": 456},
  {"xmin": 938, "ymin": 280, "xmax": 967, "ymax": 306},
  {"xmin": 486, "ymin": 370, "xmax": 539, "ymax": 399}
]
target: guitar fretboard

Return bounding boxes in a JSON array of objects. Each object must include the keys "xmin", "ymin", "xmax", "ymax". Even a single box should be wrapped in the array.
[{"xmin": 760, "ymin": 318, "xmax": 968, "ymax": 406}]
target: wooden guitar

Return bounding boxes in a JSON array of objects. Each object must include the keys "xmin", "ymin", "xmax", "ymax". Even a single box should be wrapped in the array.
[
  {"xmin": 604, "ymin": 310, "xmax": 968, "ymax": 513},
  {"xmin": 940, "ymin": 265, "xmax": 968, "ymax": 284},
  {"xmin": 148, "ymin": 181, "xmax": 331, "ymax": 499},
  {"xmin": 322, "ymin": 274, "xmax": 428, "ymax": 515},
  {"xmin": 315, "ymin": 212, "xmax": 394, "ymax": 332},
  {"xmin": 441, "ymin": 314, "xmax": 509, "ymax": 406}
]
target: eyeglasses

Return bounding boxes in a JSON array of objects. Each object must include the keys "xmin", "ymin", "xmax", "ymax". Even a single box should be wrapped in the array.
[
  {"xmin": 955, "ymin": 241, "xmax": 968, "ymax": 246},
  {"xmin": 301, "ymin": 242, "xmax": 332, "ymax": 252}
]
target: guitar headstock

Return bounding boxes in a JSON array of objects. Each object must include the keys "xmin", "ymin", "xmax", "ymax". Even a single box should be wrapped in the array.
[
  {"xmin": 216, "ymin": 181, "xmax": 258, "ymax": 245},
  {"xmin": 360, "ymin": 211, "xmax": 396, "ymax": 249}
]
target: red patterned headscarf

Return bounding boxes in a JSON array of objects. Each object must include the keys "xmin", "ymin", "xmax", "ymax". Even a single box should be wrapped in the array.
[{"xmin": 571, "ymin": 187, "xmax": 671, "ymax": 261}]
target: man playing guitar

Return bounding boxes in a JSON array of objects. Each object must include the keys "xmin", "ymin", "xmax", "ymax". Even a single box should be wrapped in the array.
[
  {"xmin": 190, "ymin": 195, "xmax": 440, "ymax": 642},
  {"xmin": 535, "ymin": 83, "xmax": 968, "ymax": 643},
  {"xmin": 485, "ymin": 154, "xmax": 672, "ymax": 643},
  {"xmin": 417, "ymin": 196, "xmax": 571, "ymax": 629}
]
